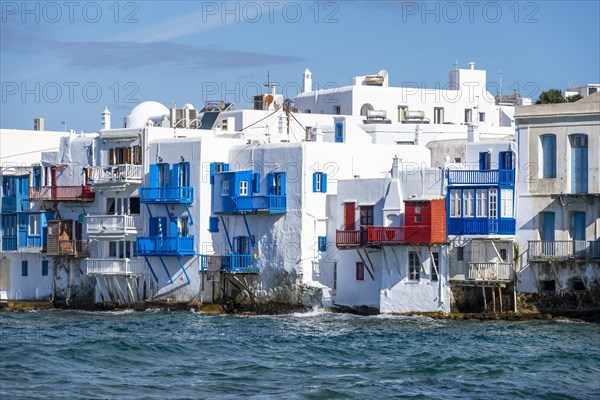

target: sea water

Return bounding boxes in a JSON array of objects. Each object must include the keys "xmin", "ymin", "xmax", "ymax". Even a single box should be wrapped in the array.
[{"xmin": 1, "ymin": 309, "xmax": 599, "ymax": 399}]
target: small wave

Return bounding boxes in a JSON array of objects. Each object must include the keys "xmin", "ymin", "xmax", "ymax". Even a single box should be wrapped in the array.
[{"xmin": 291, "ymin": 306, "xmax": 328, "ymax": 318}]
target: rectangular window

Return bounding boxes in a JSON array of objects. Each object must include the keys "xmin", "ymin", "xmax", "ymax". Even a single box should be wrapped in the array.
[
  {"xmin": 109, "ymin": 241, "xmax": 117, "ymax": 258},
  {"xmin": 434, "ymin": 107, "xmax": 444, "ymax": 124},
  {"xmin": 42, "ymin": 260, "xmax": 49, "ymax": 276},
  {"xmin": 360, "ymin": 205, "xmax": 374, "ymax": 226},
  {"xmin": 333, "ymin": 105, "xmax": 341, "ymax": 115},
  {"xmin": 179, "ymin": 162, "xmax": 190, "ymax": 187},
  {"xmin": 499, "ymin": 249, "xmax": 507, "ymax": 262},
  {"xmin": 408, "ymin": 252, "xmax": 420, "ymax": 281},
  {"xmin": 28, "ymin": 214, "xmax": 40, "ymax": 236},
  {"xmin": 221, "ymin": 180, "xmax": 229, "ymax": 196},
  {"xmin": 22, "ymin": 261, "xmax": 28, "ymax": 277},
  {"xmin": 476, "ymin": 190, "xmax": 488, "ymax": 217},
  {"xmin": 464, "ymin": 109, "xmax": 472, "ymax": 123},
  {"xmin": 33, "ymin": 166, "xmax": 42, "ymax": 188},
  {"xmin": 208, "ymin": 217, "xmax": 219, "ymax": 233},
  {"xmin": 312, "ymin": 172, "xmax": 327, "ymax": 193},
  {"xmin": 479, "ymin": 152, "xmax": 491, "ymax": 170},
  {"xmin": 318, "ymin": 236, "xmax": 327, "ymax": 252},
  {"xmin": 431, "ymin": 252, "xmax": 439, "ymax": 281},
  {"xmin": 479, "ymin": 112, "xmax": 485, "ymax": 122},
  {"xmin": 272, "ymin": 172, "xmax": 285, "ymax": 196},
  {"xmin": 489, "ymin": 189, "xmax": 497, "ymax": 219},
  {"xmin": 239, "ymin": 181, "xmax": 248, "ymax": 196},
  {"xmin": 356, "ymin": 262, "xmax": 365, "ymax": 281},
  {"xmin": 335, "ymin": 123, "xmax": 344, "ymax": 143},
  {"xmin": 415, "ymin": 204, "xmax": 422, "ymax": 223},
  {"xmin": 450, "ymin": 190, "xmax": 461, "ymax": 217},
  {"xmin": 541, "ymin": 134, "xmax": 557, "ymax": 178},
  {"xmin": 464, "ymin": 189, "xmax": 474, "ymax": 218},
  {"xmin": 457, "ymin": 247, "xmax": 464, "ymax": 261},
  {"xmin": 179, "ymin": 217, "xmax": 189, "ymax": 237},
  {"xmin": 501, "ymin": 189, "xmax": 513, "ymax": 218},
  {"xmin": 158, "ymin": 163, "xmax": 169, "ymax": 187}
]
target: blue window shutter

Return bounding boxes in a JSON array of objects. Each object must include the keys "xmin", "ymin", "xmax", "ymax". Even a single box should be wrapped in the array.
[
  {"xmin": 267, "ymin": 173, "xmax": 274, "ymax": 195},
  {"xmin": 209, "ymin": 162, "xmax": 216, "ymax": 184},
  {"xmin": 170, "ymin": 217, "xmax": 179, "ymax": 237},
  {"xmin": 223, "ymin": 163, "xmax": 230, "ymax": 172},
  {"xmin": 479, "ymin": 152, "xmax": 487, "ymax": 170},
  {"xmin": 318, "ymin": 236, "xmax": 326, "ymax": 251},
  {"xmin": 312, "ymin": 173, "xmax": 318, "ymax": 192},
  {"xmin": 171, "ymin": 163, "xmax": 180, "ymax": 187},
  {"xmin": 280, "ymin": 172, "xmax": 286, "ymax": 195},
  {"xmin": 149, "ymin": 164, "xmax": 159, "ymax": 187},
  {"xmin": 208, "ymin": 217, "xmax": 219, "ymax": 233},
  {"xmin": 253, "ymin": 173, "xmax": 260, "ymax": 193},
  {"xmin": 335, "ymin": 123, "xmax": 344, "ymax": 142},
  {"xmin": 149, "ymin": 218, "xmax": 158, "ymax": 236},
  {"xmin": 321, "ymin": 174, "xmax": 328, "ymax": 192}
]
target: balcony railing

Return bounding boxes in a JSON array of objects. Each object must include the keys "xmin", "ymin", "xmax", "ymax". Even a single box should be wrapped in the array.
[
  {"xmin": 0, "ymin": 237, "xmax": 42, "ymax": 252},
  {"xmin": 86, "ymin": 258, "xmax": 145, "ymax": 276},
  {"xmin": 447, "ymin": 169, "xmax": 515, "ymax": 185},
  {"xmin": 86, "ymin": 215, "xmax": 142, "ymax": 236},
  {"xmin": 468, "ymin": 262, "xmax": 513, "ymax": 281},
  {"xmin": 528, "ymin": 240, "xmax": 588, "ymax": 260},
  {"xmin": 1, "ymin": 196, "xmax": 29, "ymax": 213},
  {"xmin": 140, "ymin": 187, "xmax": 193, "ymax": 204},
  {"xmin": 589, "ymin": 241, "xmax": 600, "ymax": 259},
  {"xmin": 30, "ymin": 186, "xmax": 95, "ymax": 201},
  {"xmin": 47, "ymin": 240, "xmax": 90, "ymax": 257},
  {"xmin": 220, "ymin": 195, "xmax": 287, "ymax": 214},
  {"xmin": 89, "ymin": 164, "xmax": 143, "ymax": 185},
  {"xmin": 336, "ymin": 230, "xmax": 367, "ymax": 247},
  {"xmin": 448, "ymin": 217, "xmax": 515, "ymax": 236},
  {"xmin": 199, "ymin": 254, "xmax": 259, "ymax": 273},
  {"xmin": 367, "ymin": 226, "xmax": 405, "ymax": 244},
  {"xmin": 136, "ymin": 236, "xmax": 195, "ymax": 256}
]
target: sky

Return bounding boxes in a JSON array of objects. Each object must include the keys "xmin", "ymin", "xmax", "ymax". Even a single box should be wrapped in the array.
[{"xmin": 1, "ymin": 0, "xmax": 599, "ymax": 132}]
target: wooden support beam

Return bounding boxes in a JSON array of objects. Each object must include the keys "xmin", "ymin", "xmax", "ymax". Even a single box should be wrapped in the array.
[
  {"xmin": 499, "ymin": 286, "xmax": 503, "ymax": 313},
  {"xmin": 492, "ymin": 286, "xmax": 496, "ymax": 313},
  {"xmin": 482, "ymin": 286, "xmax": 487, "ymax": 312}
]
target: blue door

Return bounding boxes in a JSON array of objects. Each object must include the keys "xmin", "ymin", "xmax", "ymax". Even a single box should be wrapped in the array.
[
  {"xmin": 499, "ymin": 151, "xmax": 513, "ymax": 170},
  {"xmin": 479, "ymin": 152, "xmax": 490, "ymax": 170},
  {"xmin": 571, "ymin": 135, "xmax": 588, "ymax": 193},
  {"xmin": 542, "ymin": 212, "xmax": 555, "ymax": 256}
]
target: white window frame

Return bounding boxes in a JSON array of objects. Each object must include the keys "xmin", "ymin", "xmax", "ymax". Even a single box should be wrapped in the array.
[
  {"xmin": 464, "ymin": 189, "xmax": 474, "ymax": 218},
  {"xmin": 501, "ymin": 189, "xmax": 513, "ymax": 218},
  {"xmin": 315, "ymin": 173, "xmax": 322, "ymax": 192},
  {"xmin": 408, "ymin": 251, "xmax": 420, "ymax": 281},
  {"xmin": 476, "ymin": 190, "xmax": 488, "ymax": 217},
  {"xmin": 489, "ymin": 189, "xmax": 497, "ymax": 219},
  {"xmin": 221, "ymin": 180, "xmax": 229, "ymax": 196},
  {"xmin": 450, "ymin": 190, "xmax": 461, "ymax": 217},
  {"xmin": 239, "ymin": 181, "xmax": 248, "ymax": 196},
  {"xmin": 28, "ymin": 214, "xmax": 40, "ymax": 236}
]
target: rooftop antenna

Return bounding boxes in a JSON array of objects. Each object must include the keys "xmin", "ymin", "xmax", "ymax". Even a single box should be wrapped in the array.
[
  {"xmin": 499, "ymin": 69, "xmax": 503, "ymax": 99},
  {"xmin": 265, "ymin": 70, "xmax": 271, "ymax": 90},
  {"xmin": 62, "ymin": 120, "xmax": 67, "ymax": 132},
  {"xmin": 453, "ymin": 60, "xmax": 459, "ymax": 70}
]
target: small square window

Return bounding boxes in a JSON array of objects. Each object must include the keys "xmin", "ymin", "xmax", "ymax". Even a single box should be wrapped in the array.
[
  {"xmin": 499, "ymin": 249, "xmax": 507, "ymax": 262},
  {"xmin": 221, "ymin": 180, "xmax": 229, "ymax": 196},
  {"xmin": 318, "ymin": 236, "xmax": 327, "ymax": 252},
  {"xmin": 415, "ymin": 215, "xmax": 422, "ymax": 223},
  {"xmin": 239, "ymin": 181, "xmax": 248, "ymax": 196}
]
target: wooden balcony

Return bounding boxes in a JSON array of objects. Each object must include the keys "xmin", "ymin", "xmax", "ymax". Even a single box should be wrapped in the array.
[
  {"xmin": 366, "ymin": 226, "xmax": 405, "ymax": 244},
  {"xmin": 528, "ymin": 240, "xmax": 588, "ymax": 261},
  {"xmin": 136, "ymin": 236, "xmax": 195, "ymax": 256},
  {"xmin": 447, "ymin": 169, "xmax": 515, "ymax": 186},
  {"xmin": 47, "ymin": 239, "xmax": 90, "ymax": 257},
  {"xmin": 86, "ymin": 215, "xmax": 142, "ymax": 238},
  {"xmin": 468, "ymin": 262, "xmax": 513, "ymax": 281},
  {"xmin": 30, "ymin": 186, "xmax": 95, "ymax": 202},
  {"xmin": 336, "ymin": 230, "xmax": 367, "ymax": 248},
  {"xmin": 199, "ymin": 254, "xmax": 258, "ymax": 273},
  {"xmin": 89, "ymin": 164, "xmax": 143, "ymax": 186},
  {"xmin": 86, "ymin": 258, "xmax": 145, "ymax": 276}
]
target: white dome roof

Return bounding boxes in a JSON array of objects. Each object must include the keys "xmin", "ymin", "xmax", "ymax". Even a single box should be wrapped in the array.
[
  {"xmin": 183, "ymin": 103, "xmax": 195, "ymax": 110},
  {"xmin": 125, "ymin": 101, "xmax": 170, "ymax": 128}
]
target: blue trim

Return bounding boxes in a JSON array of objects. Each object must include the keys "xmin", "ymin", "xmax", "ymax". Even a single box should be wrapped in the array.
[
  {"xmin": 158, "ymin": 256, "xmax": 173, "ymax": 284},
  {"xmin": 177, "ymin": 256, "xmax": 191, "ymax": 284},
  {"xmin": 144, "ymin": 257, "xmax": 159, "ymax": 283}
]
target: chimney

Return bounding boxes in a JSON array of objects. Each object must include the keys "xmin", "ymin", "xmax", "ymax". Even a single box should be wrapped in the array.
[
  {"xmin": 391, "ymin": 155, "xmax": 400, "ymax": 178},
  {"xmin": 34, "ymin": 117, "xmax": 44, "ymax": 131},
  {"xmin": 302, "ymin": 68, "xmax": 312, "ymax": 93},
  {"xmin": 101, "ymin": 107, "xmax": 111, "ymax": 130},
  {"xmin": 469, "ymin": 61, "xmax": 475, "ymax": 70}
]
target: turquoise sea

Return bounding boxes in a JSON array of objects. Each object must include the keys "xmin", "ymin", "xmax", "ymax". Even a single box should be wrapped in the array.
[{"xmin": 1, "ymin": 309, "xmax": 599, "ymax": 399}]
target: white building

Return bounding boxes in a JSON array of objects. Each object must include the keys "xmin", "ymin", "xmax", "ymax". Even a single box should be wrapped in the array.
[{"xmin": 515, "ymin": 92, "xmax": 600, "ymax": 294}]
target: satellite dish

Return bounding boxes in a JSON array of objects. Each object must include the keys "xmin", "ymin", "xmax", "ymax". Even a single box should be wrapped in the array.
[{"xmin": 265, "ymin": 94, "xmax": 274, "ymax": 107}]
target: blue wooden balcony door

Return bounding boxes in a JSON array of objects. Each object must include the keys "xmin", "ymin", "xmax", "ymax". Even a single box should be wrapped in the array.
[
  {"xmin": 542, "ymin": 212, "xmax": 555, "ymax": 256},
  {"xmin": 570, "ymin": 135, "xmax": 588, "ymax": 193},
  {"xmin": 499, "ymin": 151, "xmax": 513, "ymax": 170}
]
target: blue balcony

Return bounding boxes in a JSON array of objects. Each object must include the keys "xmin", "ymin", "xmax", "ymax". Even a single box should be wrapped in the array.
[
  {"xmin": 199, "ymin": 254, "xmax": 259, "ymax": 273},
  {"xmin": 2, "ymin": 237, "xmax": 16, "ymax": 251},
  {"xmin": 447, "ymin": 169, "xmax": 515, "ymax": 186},
  {"xmin": 1, "ymin": 196, "xmax": 30, "ymax": 213},
  {"xmin": 232, "ymin": 195, "xmax": 286, "ymax": 214},
  {"xmin": 448, "ymin": 217, "xmax": 516, "ymax": 236},
  {"xmin": 136, "ymin": 236, "xmax": 195, "ymax": 256},
  {"xmin": 140, "ymin": 187, "xmax": 193, "ymax": 204}
]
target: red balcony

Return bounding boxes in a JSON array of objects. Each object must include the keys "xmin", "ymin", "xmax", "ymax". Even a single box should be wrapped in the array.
[
  {"xmin": 336, "ymin": 226, "xmax": 406, "ymax": 248},
  {"xmin": 30, "ymin": 185, "xmax": 95, "ymax": 201}
]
